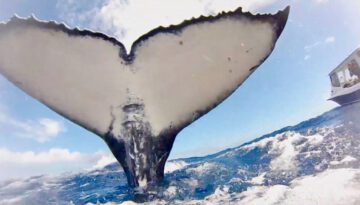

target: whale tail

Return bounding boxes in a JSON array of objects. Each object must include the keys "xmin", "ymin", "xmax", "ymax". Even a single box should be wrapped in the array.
[{"xmin": 0, "ymin": 7, "xmax": 289, "ymax": 189}]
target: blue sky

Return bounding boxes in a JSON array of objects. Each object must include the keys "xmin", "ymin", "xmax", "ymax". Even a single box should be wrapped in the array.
[{"xmin": 0, "ymin": 0, "xmax": 359, "ymax": 180}]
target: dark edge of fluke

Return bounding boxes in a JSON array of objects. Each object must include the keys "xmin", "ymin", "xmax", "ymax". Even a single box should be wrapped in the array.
[{"xmin": 0, "ymin": 6, "xmax": 290, "ymax": 64}]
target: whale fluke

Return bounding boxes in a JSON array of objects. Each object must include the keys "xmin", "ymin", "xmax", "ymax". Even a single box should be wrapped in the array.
[{"xmin": 0, "ymin": 7, "xmax": 289, "ymax": 189}]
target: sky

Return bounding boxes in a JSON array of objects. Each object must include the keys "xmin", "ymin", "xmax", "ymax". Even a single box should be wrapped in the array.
[{"xmin": 0, "ymin": 0, "xmax": 359, "ymax": 180}]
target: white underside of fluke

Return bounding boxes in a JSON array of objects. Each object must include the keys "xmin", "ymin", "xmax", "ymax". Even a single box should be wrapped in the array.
[{"xmin": 0, "ymin": 12, "xmax": 282, "ymax": 137}]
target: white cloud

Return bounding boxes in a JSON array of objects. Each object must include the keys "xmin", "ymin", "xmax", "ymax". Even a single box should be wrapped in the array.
[
  {"xmin": 314, "ymin": 0, "xmax": 329, "ymax": 4},
  {"xmin": 57, "ymin": 0, "xmax": 282, "ymax": 51},
  {"xmin": 0, "ymin": 79, "xmax": 65, "ymax": 143},
  {"xmin": 0, "ymin": 148, "xmax": 84, "ymax": 164},
  {"xmin": 325, "ymin": 36, "xmax": 336, "ymax": 43},
  {"xmin": 0, "ymin": 148, "xmax": 116, "ymax": 180},
  {"xmin": 304, "ymin": 55, "xmax": 311, "ymax": 60},
  {"xmin": 304, "ymin": 35, "xmax": 336, "ymax": 52},
  {"xmin": 304, "ymin": 41, "xmax": 321, "ymax": 52},
  {"xmin": 0, "ymin": 114, "xmax": 66, "ymax": 143}
]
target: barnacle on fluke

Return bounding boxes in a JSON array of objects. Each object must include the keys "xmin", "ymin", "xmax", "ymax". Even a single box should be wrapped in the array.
[{"xmin": 0, "ymin": 6, "xmax": 289, "ymax": 191}]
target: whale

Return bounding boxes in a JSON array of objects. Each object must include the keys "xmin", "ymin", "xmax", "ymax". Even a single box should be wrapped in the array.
[{"xmin": 0, "ymin": 6, "xmax": 289, "ymax": 189}]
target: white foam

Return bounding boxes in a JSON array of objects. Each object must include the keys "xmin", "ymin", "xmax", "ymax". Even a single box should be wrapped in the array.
[
  {"xmin": 186, "ymin": 162, "xmax": 218, "ymax": 175},
  {"xmin": 250, "ymin": 172, "xmax": 266, "ymax": 185},
  {"xmin": 164, "ymin": 161, "xmax": 188, "ymax": 173}
]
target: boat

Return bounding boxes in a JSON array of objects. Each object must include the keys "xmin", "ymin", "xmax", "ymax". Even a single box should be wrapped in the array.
[{"xmin": 329, "ymin": 47, "xmax": 360, "ymax": 105}]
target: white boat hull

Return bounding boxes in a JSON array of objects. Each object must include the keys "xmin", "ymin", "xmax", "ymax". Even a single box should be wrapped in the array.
[{"xmin": 329, "ymin": 88, "xmax": 360, "ymax": 105}]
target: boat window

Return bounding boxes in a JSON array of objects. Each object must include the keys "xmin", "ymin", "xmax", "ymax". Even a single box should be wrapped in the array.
[
  {"xmin": 330, "ymin": 73, "xmax": 340, "ymax": 87},
  {"xmin": 341, "ymin": 60, "xmax": 360, "ymax": 88},
  {"xmin": 344, "ymin": 69, "xmax": 352, "ymax": 81},
  {"xmin": 348, "ymin": 59, "xmax": 360, "ymax": 77},
  {"xmin": 337, "ymin": 71, "xmax": 345, "ymax": 84}
]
